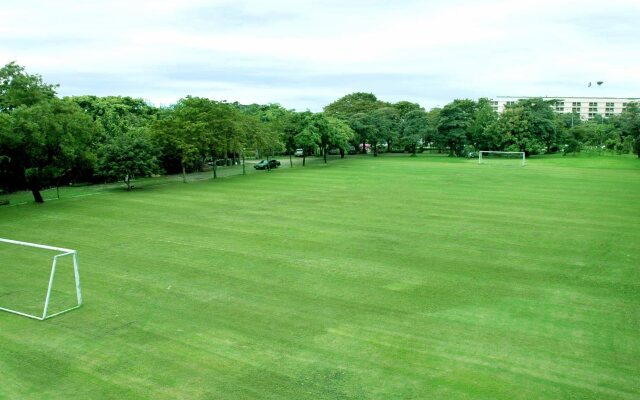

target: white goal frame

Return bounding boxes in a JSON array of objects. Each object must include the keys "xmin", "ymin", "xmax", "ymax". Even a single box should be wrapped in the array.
[
  {"xmin": 0, "ymin": 238, "xmax": 82, "ymax": 321},
  {"xmin": 479, "ymin": 151, "xmax": 525, "ymax": 166}
]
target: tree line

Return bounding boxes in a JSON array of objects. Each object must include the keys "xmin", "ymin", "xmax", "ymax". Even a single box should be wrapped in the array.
[{"xmin": 1, "ymin": 62, "xmax": 639, "ymax": 203}]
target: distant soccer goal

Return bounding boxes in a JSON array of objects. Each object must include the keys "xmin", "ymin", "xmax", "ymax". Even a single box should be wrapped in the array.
[
  {"xmin": 478, "ymin": 151, "xmax": 525, "ymax": 166},
  {"xmin": 0, "ymin": 238, "xmax": 82, "ymax": 321}
]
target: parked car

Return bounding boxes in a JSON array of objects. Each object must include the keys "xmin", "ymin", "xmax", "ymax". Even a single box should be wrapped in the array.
[
  {"xmin": 294, "ymin": 148, "xmax": 304, "ymax": 157},
  {"xmin": 328, "ymin": 148, "xmax": 340, "ymax": 155},
  {"xmin": 254, "ymin": 159, "xmax": 281, "ymax": 170},
  {"xmin": 347, "ymin": 146, "xmax": 357, "ymax": 155}
]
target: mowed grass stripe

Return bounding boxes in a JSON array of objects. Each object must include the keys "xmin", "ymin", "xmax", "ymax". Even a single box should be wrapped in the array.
[{"xmin": 1, "ymin": 154, "xmax": 639, "ymax": 399}]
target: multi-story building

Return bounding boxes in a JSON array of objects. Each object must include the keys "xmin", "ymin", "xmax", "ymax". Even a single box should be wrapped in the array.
[{"xmin": 489, "ymin": 96, "xmax": 639, "ymax": 120}]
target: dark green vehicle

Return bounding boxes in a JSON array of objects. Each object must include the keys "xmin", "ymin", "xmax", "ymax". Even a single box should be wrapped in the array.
[{"xmin": 254, "ymin": 159, "xmax": 281, "ymax": 170}]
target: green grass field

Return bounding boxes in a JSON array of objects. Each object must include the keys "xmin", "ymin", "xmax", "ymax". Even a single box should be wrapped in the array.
[{"xmin": 1, "ymin": 154, "xmax": 639, "ymax": 399}]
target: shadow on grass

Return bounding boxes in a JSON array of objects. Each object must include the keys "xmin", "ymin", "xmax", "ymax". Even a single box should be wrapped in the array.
[{"xmin": 0, "ymin": 156, "xmax": 342, "ymax": 206}]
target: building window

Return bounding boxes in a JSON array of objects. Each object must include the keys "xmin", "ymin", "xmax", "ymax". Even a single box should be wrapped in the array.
[
  {"xmin": 588, "ymin": 112, "xmax": 598, "ymax": 119},
  {"xmin": 589, "ymin": 107, "xmax": 598, "ymax": 112},
  {"xmin": 606, "ymin": 102, "xmax": 614, "ymax": 107},
  {"xmin": 572, "ymin": 107, "xmax": 580, "ymax": 113},
  {"xmin": 605, "ymin": 112, "xmax": 613, "ymax": 117},
  {"xmin": 572, "ymin": 102, "xmax": 581, "ymax": 107},
  {"xmin": 589, "ymin": 102, "xmax": 598, "ymax": 107},
  {"xmin": 506, "ymin": 101, "xmax": 515, "ymax": 106}
]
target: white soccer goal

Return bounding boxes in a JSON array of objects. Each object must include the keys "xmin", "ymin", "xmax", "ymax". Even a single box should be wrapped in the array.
[
  {"xmin": 478, "ymin": 151, "xmax": 526, "ymax": 166},
  {"xmin": 0, "ymin": 238, "xmax": 82, "ymax": 321}
]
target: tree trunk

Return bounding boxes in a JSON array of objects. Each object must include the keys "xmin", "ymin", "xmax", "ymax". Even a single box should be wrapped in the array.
[
  {"xmin": 182, "ymin": 165, "xmax": 187, "ymax": 183},
  {"xmin": 302, "ymin": 154, "xmax": 306, "ymax": 166},
  {"xmin": 373, "ymin": 143, "xmax": 378, "ymax": 157},
  {"xmin": 31, "ymin": 188, "xmax": 44, "ymax": 203},
  {"xmin": 323, "ymin": 146, "xmax": 327, "ymax": 163},
  {"xmin": 242, "ymin": 154, "xmax": 246, "ymax": 175},
  {"xmin": 340, "ymin": 148, "xmax": 345, "ymax": 158},
  {"xmin": 387, "ymin": 140, "xmax": 392, "ymax": 152},
  {"xmin": 289, "ymin": 154, "xmax": 293, "ymax": 167},
  {"xmin": 125, "ymin": 175, "xmax": 132, "ymax": 191},
  {"xmin": 27, "ymin": 171, "xmax": 44, "ymax": 203},
  {"xmin": 361, "ymin": 138, "xmax": 366, "ymax": 154}
]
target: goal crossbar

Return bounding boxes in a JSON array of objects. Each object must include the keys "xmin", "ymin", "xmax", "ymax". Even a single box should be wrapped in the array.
[
  {"xmin": 0, "ymin": 238, "xmax": 82, "ymax": 321},
  {"xmin": 478, "ymin": 151, "xmax": 525, "ymax": 166}
]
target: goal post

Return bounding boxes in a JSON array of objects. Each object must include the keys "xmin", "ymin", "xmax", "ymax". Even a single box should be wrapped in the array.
[
  {"xmin": 0, "ymin": 238, "xmax": 82, "ymax": 321},
  {"xmin": 479, "ymin": 151, "xmax": 526, "ymax": 166}
]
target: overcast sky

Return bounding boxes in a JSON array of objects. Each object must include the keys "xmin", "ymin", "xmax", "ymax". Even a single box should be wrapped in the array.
[{"xmin": 1, "ymin": 0, "xmax": 639, "ymax": 111}]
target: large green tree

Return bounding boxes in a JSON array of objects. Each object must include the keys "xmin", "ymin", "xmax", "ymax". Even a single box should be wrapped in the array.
[
  {"xmin": 485, "ymin": 106, "xmax": 536, "ymax": 155},
  {"xmin": 437, "ymin": 99, "xmax": 476, "ymax": 156},
  {"xmin": 0, "ymin": 112, "xmax": 17, "ymax": 191},
  {"xmin": 425, "ymin": 108, "xmax": 441, "ymax": 151},
  {"xmin": 236, "ymin": 103, "xmax": 283, "ymax": 164},
  {"xmin": 97, "ymin": 127, "xmax": 159, "ymax": 190},
  {"xmin": 152, "ymin": 100, "xmax": 204, "ymax": 182},
  {"xmin": 324, "ymin": 92, "xmax": 388, "ymax": 120},
  {"xmin": 519, "ymin": 98, "xmax": 559, "ymax": 153},
  {"xmin": 70, "ymin": 95, "xmax": 158, "ymax": 143},
  {"xmin": 349, "ymin": 112, "xmax": 378, "ymax": 155},
  {"xmin": 4, "ymin": 98, "xmax": 97, "ymax": 202},
  {"xmin": 151, "ymin": 97, "xmax": 248, "ymax": 182},
  {"xmin": 295, "ymin": 117, "xmax": 320, "ymax": 166},
  {"xmin": 0, "ymin": 62, "xmax": 89, "ymax": 201},
  {"xmin": 279, "ymin": 110, "xmax": 308, "ymax": 167},
  {"xmin": 325, "ymin": 117, "xmax": 355, "ymax": 159},
  {"xmin": 485, "ymin": 98, "xmax": 559, "ymax": 155},
  {"xmin": 467, "ymin": 98, "xmax": 498, "ymax": 151},
  {"xmin": 0, "ymin": 62, "xmax": 57, "ymax": 112},
  {"xmin": 372, "ymin": 107, "xmax": 400, "ymax": 153},
  {"xmin": 619, "ymin": 102, "xmax": 640, "ymax": 157},
  {"xmin": 306, "ymin": 114, "xmax": 332, "ymax": 163},
  {"xmin": 394, "ymin": 101, "xmax": 424, "ymax": 119},
  {"xmin": 401, "ymin": 110, "xmax": 430, "ymax": 155}
]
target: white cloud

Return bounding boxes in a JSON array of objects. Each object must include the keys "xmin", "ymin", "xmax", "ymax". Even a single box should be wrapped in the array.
[{"xmin": 1, "ymin": 0, "xmax": 639, "ymax": 110}]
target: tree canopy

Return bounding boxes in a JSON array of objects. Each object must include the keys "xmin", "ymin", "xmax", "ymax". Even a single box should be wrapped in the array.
[
  {"xmin": 324, "ymin": 92, "xmax": 388, "ymax": 120},
  {"xmin": 2, "ymin": 63, "xmax": 639, "ymax": 203}
]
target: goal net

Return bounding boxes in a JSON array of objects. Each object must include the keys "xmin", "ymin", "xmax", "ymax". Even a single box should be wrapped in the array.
[
  {"xmin": 478, "ymin": 151, "xmax": 525, "ymax": 166},
  {"xmin": 0, "ymin": 238, "xmax": 82, "ymax": 320}
]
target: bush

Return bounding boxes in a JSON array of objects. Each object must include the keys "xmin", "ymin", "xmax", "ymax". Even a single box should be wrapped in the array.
[
  {"xmin": 618, "ymin": 136, "xmax": 634, "ymax": 154},
  {"xmin": 563, "ymin": 139, "xmax": 582, "ymax": 155},
  {"xmin": 463, "ymin": 145, "xmax": 477, "ymax": 158}
]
